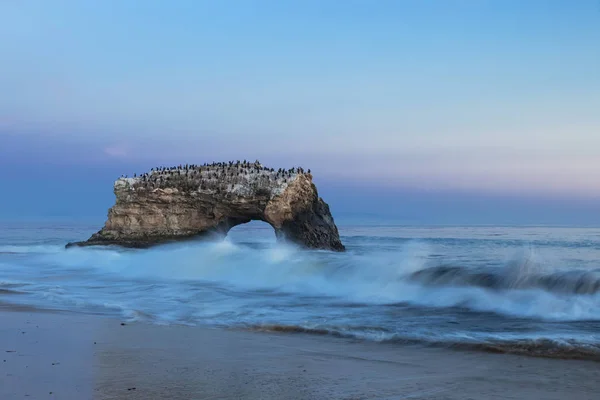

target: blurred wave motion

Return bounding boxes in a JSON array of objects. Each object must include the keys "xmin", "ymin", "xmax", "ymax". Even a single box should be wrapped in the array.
[{"xmin": 1, "ymin": 222, "xmax": 599, "ymax": 360}]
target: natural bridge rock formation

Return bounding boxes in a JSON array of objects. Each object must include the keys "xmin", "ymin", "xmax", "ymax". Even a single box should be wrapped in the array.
[{"xmin": 67, "ymin": 161, "xmax": 345, "ymax": 251}]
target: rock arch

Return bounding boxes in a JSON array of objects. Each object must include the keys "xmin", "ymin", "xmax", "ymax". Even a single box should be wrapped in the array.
[{"xmin": 67, "ymin": 163, "xmax": 345, "ymax": 251}]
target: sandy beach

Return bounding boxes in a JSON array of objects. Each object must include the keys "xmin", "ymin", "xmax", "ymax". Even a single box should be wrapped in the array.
[{"xmin": 0, "ymin": 310, "xmax": 597, "ymax": 400}]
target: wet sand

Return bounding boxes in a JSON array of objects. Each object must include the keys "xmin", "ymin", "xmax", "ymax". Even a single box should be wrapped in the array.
[{"xmin": 1, "ymin": 310, "xmax": 599, "ymax": 400}]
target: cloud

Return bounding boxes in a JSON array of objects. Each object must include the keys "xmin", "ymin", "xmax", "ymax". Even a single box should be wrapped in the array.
[{"xmin": 104, "ymin": 145, "xmax": 128, "ymax": 158}]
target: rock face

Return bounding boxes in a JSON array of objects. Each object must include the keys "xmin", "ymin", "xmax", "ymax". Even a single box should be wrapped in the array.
[{"xmin": 67, "ymin": 162, "xmax": 344, "ymax": 251}]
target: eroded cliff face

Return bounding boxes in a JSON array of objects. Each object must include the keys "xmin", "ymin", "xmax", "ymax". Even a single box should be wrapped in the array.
[{"xmin": 68, "ymin": 163, "xmax": 344, "ymax": 251}]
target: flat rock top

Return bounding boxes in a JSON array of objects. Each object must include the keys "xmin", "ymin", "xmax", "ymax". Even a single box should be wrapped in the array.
[{"xmin": 118, "ymin": 161, "xmax": 310, "ymax": 198}]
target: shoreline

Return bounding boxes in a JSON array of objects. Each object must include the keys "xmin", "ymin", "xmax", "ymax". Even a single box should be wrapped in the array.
[
  {"xmin": 247, "ymin": 323, "xmax": 600, "ymax": 362},
  {"xmin": 1, "ymin": 310, "xmax": 599, "ymax": 399}
]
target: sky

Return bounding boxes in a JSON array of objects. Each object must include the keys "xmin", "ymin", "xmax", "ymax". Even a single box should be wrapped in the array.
[{"xmin": 1, "ymin": 1, "xmax": 599, "ymax": 224}]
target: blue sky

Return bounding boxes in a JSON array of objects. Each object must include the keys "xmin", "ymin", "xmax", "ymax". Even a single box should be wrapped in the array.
[{"xmin": 1, "ymin": 1, "xmax": 599, "ymax": 223}]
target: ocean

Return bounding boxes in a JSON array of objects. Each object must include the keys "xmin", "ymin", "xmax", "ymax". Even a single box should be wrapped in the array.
[{"xmin": 1, "ymin": 220, "xmax": 599, "ymax": 360}]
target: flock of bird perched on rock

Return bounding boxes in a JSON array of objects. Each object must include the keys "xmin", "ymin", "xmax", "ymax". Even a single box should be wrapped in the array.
[{"xmin": 120, "ymin": 160, "xmax": 311, "ymax": 194}]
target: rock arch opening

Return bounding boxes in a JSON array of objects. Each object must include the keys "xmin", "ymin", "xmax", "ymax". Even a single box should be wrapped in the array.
[{"xmin": 226, "ymin": 220, "xmax": 278, "ymax": 246}]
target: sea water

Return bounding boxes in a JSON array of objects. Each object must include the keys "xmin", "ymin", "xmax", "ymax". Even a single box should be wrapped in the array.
[{"xmin": 1, "ymin": 220, "xmax": 599, "ymax": 360}]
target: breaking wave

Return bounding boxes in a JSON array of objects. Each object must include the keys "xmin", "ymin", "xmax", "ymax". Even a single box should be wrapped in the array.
[
  {"xmin": 1, "ymin": 232, "xmax": 600, "ymax": 361},
  {"xmin": 409, "ymin": 264, "xmax": 600, "ymax": 295},
  {"xmin": 6, "ymin": 239, "xmax": 600, "ymax": 321}
]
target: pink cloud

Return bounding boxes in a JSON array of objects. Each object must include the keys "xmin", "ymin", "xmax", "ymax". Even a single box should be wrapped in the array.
[{"xmin": 104, "ymin": 145, "xmax": 128, "ymax": 158}]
